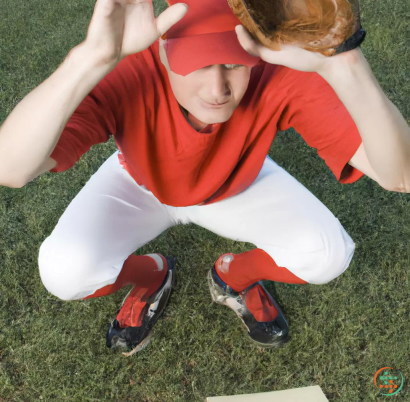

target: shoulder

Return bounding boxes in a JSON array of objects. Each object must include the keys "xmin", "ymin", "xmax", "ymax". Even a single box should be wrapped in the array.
[
  {"xmin": 256, "ymin": 62, "xmax": 321, "ymax": 95},
  {"xmin": 102, "ymin": 40, "xmax": 166, "ymax": 102},
  {"xmin": 129, "ymin": 40, "xmax": 162, "ymax": 70}
]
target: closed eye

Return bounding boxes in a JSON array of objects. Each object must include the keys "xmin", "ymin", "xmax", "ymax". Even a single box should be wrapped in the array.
[
  {"xmin": 201, "ymin": 64, "xmax": 245, "ymax": 70},
  {"xmin": 223, "ymin": 64, "xmax": 244, "ymax": 69}
]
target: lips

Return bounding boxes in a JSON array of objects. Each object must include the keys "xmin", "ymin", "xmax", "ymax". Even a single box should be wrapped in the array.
[
  {"xmin": 202, "ymin": 99, "xmax": 229, "ymax": 107},
  {"xmin": 209, "ymin": 101, "xmax": 229, "ymax": 105}
]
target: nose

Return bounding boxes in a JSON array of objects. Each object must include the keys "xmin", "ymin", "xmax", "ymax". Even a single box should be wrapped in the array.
[{"xmin": 205, "ymin": 65, "xmax": 231, "ymax": 104}]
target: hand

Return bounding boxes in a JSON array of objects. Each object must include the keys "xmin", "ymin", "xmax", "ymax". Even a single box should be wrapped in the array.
[
  {"xmin": 82, "ymin": 0, "xmax": 188, "ymax": 67},
  {"xmin": 235, "ymin": 24, "xmax": 361, "ymax": 76}
]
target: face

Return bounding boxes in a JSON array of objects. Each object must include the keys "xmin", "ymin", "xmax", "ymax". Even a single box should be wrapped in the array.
[{"xmin": 159, "ymin": 40, "xmax": 252, "ymax": 129}]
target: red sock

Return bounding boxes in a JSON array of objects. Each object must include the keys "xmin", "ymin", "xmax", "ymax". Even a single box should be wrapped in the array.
[
  {"xmin": 215, "ymin": 248, "xmax": 308, "ymax": 291},
  {"xmin": 215, "ymin": 249, "xmax": 308, "ymax": 322},
  {"xmin": 83, "ymin": 254, "xmax": 168, "ymax": 327}
]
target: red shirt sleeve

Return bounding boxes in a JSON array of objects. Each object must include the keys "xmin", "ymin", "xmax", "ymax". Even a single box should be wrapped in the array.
[
  {"xmin": 277, "ymin": 69, "xmax": 364, "ymax": 184},
  {"xmin": 49, "ymin": 70, "xmax": 122, "ymax": 173}
]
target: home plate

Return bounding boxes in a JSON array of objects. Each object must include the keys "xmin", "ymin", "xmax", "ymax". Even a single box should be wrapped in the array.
[{"xmin": 206, "ymin": 385, "xmax": 329, "ymax": 401}]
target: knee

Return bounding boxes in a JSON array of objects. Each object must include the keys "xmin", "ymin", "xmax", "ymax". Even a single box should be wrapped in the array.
[
  {"xmin": 260, "ymin": 217, "xmax": 355, "ymax": 285},
  {"xmin": 38, "ymin": 236, "xmax": 96, "ymax": 300},
  {"xmin": 310, "ymin": 218, "xmax": 356, "ymax": 285}
]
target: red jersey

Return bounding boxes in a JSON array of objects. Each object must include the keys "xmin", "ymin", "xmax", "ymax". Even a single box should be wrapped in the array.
[{"xmin": 49, "ymin": 40, "xmax": 364, "ymax": 207}]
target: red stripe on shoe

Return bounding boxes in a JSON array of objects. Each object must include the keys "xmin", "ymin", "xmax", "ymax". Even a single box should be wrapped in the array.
[{"xmin": 241, "ymin": 284, "xmax": 279, "ymax": 322}]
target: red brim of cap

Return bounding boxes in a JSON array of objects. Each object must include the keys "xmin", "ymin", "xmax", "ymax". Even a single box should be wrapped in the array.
[{"xmin": 163, "ymin": 31, "xmax": 261, "ymax": 76}]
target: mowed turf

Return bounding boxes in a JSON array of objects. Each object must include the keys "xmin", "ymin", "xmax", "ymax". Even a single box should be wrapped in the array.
[{"xmin": 0, "ymin": 0, "xmax": 409, "ymax": 401}]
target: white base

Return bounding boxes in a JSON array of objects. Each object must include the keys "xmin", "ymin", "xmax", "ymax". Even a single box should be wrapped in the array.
[{"xmin": 206, "ymin": 385, "xmax": 329, "ymax": 402}]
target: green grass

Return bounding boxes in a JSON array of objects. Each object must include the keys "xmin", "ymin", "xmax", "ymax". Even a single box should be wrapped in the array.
[{"xmin": 0, "ymin": 0, "xmax": 409, "ymax": 401}]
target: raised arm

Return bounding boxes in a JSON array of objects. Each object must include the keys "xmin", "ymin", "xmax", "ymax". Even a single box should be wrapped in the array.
[
  {"xmin": 0, "ymin": 0, "xmax": 188, "ymax": 188},
  {"xmin": 0, "ymin": 44, "xmax": 116, "ymax": 188}
]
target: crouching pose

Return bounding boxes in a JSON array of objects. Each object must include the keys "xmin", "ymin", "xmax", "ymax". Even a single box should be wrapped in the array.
[{"xmin": 1, "ymin": 0, "xmax": 409, "ymax": 356}]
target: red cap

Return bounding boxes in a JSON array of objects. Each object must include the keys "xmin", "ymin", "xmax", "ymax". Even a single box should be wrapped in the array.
[{"xmin": 162, "ymin": 0, "xmax": 261, "ymax": 76}]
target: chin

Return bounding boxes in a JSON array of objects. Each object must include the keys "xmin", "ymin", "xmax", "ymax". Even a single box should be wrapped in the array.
[
  {"xmin": 202, "ymin": 115, "xmax": 230, "ymax": 125},
  {"xmin": 197, "ymin": 108, "xmax": 234, "ymax": 125}
]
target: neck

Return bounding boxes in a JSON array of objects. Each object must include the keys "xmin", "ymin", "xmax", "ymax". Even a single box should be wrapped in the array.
[
  {"xmin": 187, "ymin": 111, "xmax": 208, "ymax": 131},
  {"xmin": 179, "ymin": 103, "xmax": 209, "ymax": 130}
]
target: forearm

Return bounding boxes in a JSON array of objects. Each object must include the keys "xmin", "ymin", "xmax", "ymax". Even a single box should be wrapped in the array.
[
  {"xmin": 319, "ymin": 49, "xmax": 410, "ymax": 191},
  {"xmin": 0, "ymin": 43, "xmax": 117, "ymax": 187}
]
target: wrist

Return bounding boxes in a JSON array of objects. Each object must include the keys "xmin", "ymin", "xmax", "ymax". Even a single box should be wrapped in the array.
[
  {"xmin": 67, "ymin": 42, "xmax": 119, "ymax": 75},
  {"xmin": 317, "ymin": 48, "xmax": 371, "ymax": 84}
]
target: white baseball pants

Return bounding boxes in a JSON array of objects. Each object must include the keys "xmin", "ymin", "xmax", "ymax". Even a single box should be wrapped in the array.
[{"xmin": 38, "ymin": 150, "xmax": 355, "ymax": 300}]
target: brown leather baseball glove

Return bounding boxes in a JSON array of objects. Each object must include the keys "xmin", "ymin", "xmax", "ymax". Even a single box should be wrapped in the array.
[{"xmin": 227, "ymin": 0, "xmax": 366, "ymax": 56}]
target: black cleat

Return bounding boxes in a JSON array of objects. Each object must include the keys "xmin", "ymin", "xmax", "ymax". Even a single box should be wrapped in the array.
[
  {"xmin": 106, "ymin": 256, "xmax": 177, "ymax": 356},
  {"xmin": 207, "ymin": 265, "xmax": 290, "ymax": 348}
]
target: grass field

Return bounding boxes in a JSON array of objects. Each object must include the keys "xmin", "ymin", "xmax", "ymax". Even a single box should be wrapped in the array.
[{"xmin": 1, "ymin": 0, "xmax": 409, "ymax": 401}]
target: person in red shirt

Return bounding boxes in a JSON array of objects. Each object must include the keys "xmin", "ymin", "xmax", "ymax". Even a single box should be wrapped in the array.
[{"xmin": 2, "ymin": 0, "xmax": 409, "ymax": 356}]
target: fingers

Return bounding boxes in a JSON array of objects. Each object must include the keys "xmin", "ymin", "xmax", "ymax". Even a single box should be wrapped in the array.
[
  {"xmin": 94, "ymin": 0, "xmax": 127, "ymax": 18},
  {"xmin": 156, "ymin": 3, "xmax": 188, "ymax": 37},
  {"xmin": 235, "ymin": 25, "xmax": 261, "ymax": 58}
]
